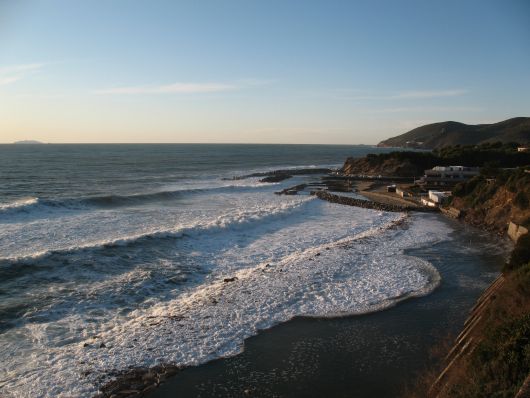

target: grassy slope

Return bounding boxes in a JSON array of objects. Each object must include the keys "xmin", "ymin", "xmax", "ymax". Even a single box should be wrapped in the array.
[{"xmin": 378, "ymin": 117, "xmax": 530, "ymax": 149}]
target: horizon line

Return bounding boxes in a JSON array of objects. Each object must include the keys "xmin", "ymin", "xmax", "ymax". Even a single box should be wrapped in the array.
[{"xmin": 3, "ymin": 142, "xmax": 381, "ymax": 146}]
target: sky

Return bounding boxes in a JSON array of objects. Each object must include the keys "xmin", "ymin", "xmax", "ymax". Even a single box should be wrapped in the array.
[{"xmin": 0, "ymin": 0, "xmax": 529, "ymax": 144}]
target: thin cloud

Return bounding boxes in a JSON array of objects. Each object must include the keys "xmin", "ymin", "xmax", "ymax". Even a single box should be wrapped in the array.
[
  {"xmin": 363, "ymin": 105, "xmax": 482, "ymax": 113},
  {"xmin": 392, "ymin": 89, "xmax": 468, "ymax": 99},
  {"xmin": 94, "ymin": 78, "xmax": 274, "ymax": 95},
  {"xmin": 329, "ymin": 88, "xmax": 469, "ymax": 101},
  {"xmin": 0, "ymin": 63, "xmax": 45, "ymax": 86},
  {"xmin": 95, "ymin": 82, "xmax": 238, "ymax": 95}
]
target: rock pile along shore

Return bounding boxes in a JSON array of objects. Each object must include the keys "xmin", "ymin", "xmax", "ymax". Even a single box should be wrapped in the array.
[{"xmin": 314, "ymin": 190, "xmax": 437, "ymax": 213}]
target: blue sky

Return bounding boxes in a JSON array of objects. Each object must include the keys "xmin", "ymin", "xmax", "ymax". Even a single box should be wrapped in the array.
[{"xmin": 0, "ymin": 0, "xmax": 529, "ymax": 143}]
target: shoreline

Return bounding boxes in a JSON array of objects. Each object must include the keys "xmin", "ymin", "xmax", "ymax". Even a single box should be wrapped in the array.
[
  {"xmin": 145, "ymin": 214, "xmax": 507, "ymax": 398},
  {"xmin": 93, "ymin": 204, "xmax": 507, "ymax": 398},
  {"xmin": 92, "ymin": 174, "xmax": 515, "ymax": 398}
]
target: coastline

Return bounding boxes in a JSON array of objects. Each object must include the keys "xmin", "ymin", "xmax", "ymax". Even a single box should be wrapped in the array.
[
  {"xmin": 145, "ymin": 214, "xmax": 508, "ymax": 398},
  {"xmin": 92, "ymin": 179, "xmax": 512, "ymax": 398}
]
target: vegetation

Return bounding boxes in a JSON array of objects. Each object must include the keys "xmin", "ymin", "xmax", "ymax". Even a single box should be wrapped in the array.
[
  {"xmin": 350, "ymin": 142, "xmax": 530, "ymax": 175},
  {"xmin": 452, "ymin": 167, "xmax": 530, "ymax": 212},
  {"xmin": 378, "ymin": 117, "xmax": 530, "ymax": 149},
  {"xmin": 444, "ymin": 261, "xmax": 530, "ymax": 398},
  {"xmin": 505, "ymin": 233, "xmax": 530, "ymax": 272},
  {"xmin": 406, "ymin": 164, "xmax": 530, "ymax": 397},
  {"xmin": 407, "ymin": 260, "xmax": 530, "ymax": 398}
]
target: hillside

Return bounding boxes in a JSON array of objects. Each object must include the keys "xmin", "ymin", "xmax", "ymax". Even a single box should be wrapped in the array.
[
  {"xmin": 342, "ymin": 143, "xmax": 530, "ymax": 177},
  {"xmin": 409, "ymin": 169, "xmax": 530, "ymax": 398},
  {"xmin": 378, "ymin": 117, "xmax": 530, "ymax": 149},
  {"xmin": 450, "ymin": 167, "xmax": 530, "ymax": 233}
]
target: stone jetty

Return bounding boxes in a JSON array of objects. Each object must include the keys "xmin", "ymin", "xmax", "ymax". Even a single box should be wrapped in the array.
[{"xmin": 314, "ymin": 191, "xmax": 437, "ymax": 213}]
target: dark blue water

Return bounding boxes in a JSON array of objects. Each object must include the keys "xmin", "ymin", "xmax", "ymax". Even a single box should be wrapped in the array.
[{"xmin": 0, "ymin": 144, "xmax": 383, "ymax": 203}]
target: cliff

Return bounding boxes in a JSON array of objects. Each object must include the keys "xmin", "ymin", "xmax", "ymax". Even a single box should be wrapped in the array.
[
  {"xmin": 342, "ymin": 143, "xmax": 530, "ymax": 177},
  {"xmin": 409, "ymin": 168, "xmax": 530, "ymax": 398},
  {"xmin": 449, "ymin": 168, "xmax": 530, "ymax": 234},
  {"xmin": 378, "ymin": 117, "xmax": 530, "ymax": 149},
  {"xmin": 342, "ymin": 154, "xmax": 426, "ymax": 177}
]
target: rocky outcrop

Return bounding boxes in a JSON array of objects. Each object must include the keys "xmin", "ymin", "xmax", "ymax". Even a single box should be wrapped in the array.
[
  {"xmin": 95, "ymin": 365, "xmax": 180, "ymax": 398},
  {"xmin": 342, "ymin": 156, "xmax": 424, "ymax": 177},
  {"xmin": 226, "ymin": 168, "xmax": 333, "ymax": 182},
  {"xmin": 450, "ymin": 186, "xmax": 530, "ymax": 234},
  {"xmin": 260, "ymin": 173, "xmax": 292, "ymax": 183},
  {"xmin": 314, "ymin": 191, "xmax": 436, "ymax": 213}
]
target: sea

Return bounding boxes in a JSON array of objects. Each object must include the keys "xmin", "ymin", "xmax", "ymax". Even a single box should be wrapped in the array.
[{"xmin": 0, "ymin": 144, "xmax": 476, "ymax": 397}]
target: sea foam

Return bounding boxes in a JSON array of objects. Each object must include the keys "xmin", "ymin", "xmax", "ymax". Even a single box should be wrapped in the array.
[{"xmin": 0, "ymin": 205, "xmax": 452, "ymax": 398}]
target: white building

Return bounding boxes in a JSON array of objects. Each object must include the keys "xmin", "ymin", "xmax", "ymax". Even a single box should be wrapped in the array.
[
  {"xmin": 420, "ymin": 190, "xmax": 451, "ymax": 208},
  {"xmin": 419, "ymin": 165, "xmax": 480, "ymax": 185},
  {"xmin": 428, "ymin": 190, "xmax": 451, "ymax": 204}
]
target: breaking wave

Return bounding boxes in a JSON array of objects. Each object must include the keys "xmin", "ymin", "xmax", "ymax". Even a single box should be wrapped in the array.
[{"xmin": 0, "ymin": 182, "xmax": 272, "ymax": 219}]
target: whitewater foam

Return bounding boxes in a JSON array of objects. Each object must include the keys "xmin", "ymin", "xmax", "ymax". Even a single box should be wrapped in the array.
[
  {"xmin": 0, "ymin": 180, "xmax": 275, "ymax": 223},
  {"xmin": 0, "ymin": 195, "xmax": 314, "ymax": 262},
  {"xmin": 0, "ymin": 208, "xmax": 452, "ymax": 398}
]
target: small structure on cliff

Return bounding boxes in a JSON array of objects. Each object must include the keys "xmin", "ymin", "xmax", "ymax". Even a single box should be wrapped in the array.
[{"xmin": 421, "ymin": 190, "xmax": 452, "ymax": 208}]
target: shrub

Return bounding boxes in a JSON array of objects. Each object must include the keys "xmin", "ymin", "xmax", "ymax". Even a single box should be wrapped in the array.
[
  {"xmin": 470, "ymin": 313, "xmax": 530, "ymax": 397},
  {"xmin": 514, "ymin": 191, "xmax": 529, "ymax": 210},
  {"xmin": 505, "ymin": 234, "xmax": 530, "ymax": 272}
]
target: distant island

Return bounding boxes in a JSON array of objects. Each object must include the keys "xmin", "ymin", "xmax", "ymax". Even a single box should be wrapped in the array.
[
  {"xmin": 378, "ymin": 117, "xmax": 530, "ymax": 149},
  {"xmin": 13, "ymin": 140, "xmax": 45, "ymax": 144}
]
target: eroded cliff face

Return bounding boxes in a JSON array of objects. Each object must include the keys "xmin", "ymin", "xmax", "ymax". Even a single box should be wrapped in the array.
[
  {"xmin": 450, "ymin": 185, "xmax": 530, "ymax": 234},
  {"xmin": 341, "ymin": 157, "xmax": 423, "ymax": 177}
]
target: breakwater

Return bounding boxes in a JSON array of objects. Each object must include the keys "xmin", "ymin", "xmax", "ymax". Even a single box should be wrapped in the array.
[{"xmin": 314, "ymin": 191, "xmax": 436, "ymax": 213}]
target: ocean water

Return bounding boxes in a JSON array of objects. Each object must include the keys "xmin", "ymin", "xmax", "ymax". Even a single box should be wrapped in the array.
[{"xmin": 1, "ymin": 144, "xmax": 450, "ymax": 397}]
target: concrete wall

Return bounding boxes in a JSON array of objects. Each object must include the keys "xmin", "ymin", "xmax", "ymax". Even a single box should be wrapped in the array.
[{"xmin": 507, "ymin": 222, "xmax": 529, "ymax": 242}]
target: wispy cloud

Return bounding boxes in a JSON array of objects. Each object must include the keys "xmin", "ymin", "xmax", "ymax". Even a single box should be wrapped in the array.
[
  {"xmin": 362, "ymin": 105, "xmax": 482, "ymax": 113},
  {"xmin": 95, "ymin": 82, "xmax": 237, "ymax": 95},
  {"xmin": 94, "ymin": 79, "xmax": 273, "ymax": 95},
  {"xmin": 391, "ymin": 89, "xmax": 468, "ymax": 99},
  {"xmin": 328, "ymin": 88, "xmax": 469, "ymax": 101},
  {"xmin": 0, "ymin": 63, "xmax": 44, "ymax": 86}
]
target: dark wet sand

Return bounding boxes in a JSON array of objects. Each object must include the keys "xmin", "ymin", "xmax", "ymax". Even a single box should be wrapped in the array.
[{"xmin": 149, "ymin": 216, "xmax": 509, "ymax": 398}]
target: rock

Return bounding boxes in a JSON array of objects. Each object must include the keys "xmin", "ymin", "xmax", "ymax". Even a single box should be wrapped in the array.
[
  {"xmin": 260, "ymin": 173, "xmax": 292, "ymax": 183},
  {"xmin": 99, "ymin": 343, "xmax": 106, "ymax": 348},
  {"xmin": 83, "ymin": 342, "xmax": 90, "ymax": 347},
  {"xmin": 142, "ymin": 384, "xmax": 157, "ymax": 394},
  {"xmin": 315, "ymin": 252, "xmax": 321, "ymax": 256},
  {"xmin": 117, "ymin": 390, "xmax": 140, "ymax": 395},
  {"xmin": 142, "ymin": 371, "xmax": 157, "ymax": 382}
]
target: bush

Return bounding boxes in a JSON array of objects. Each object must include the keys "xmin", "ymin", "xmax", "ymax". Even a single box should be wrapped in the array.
[
  {"xmin": 470, "ymin": 313, "xmax": 530, "ymax": 398},
  {"xmin": 514, "ymin": 191, "xmax": 529, "ymax": 210},
  {"xmin": 505, "ymin": 234, "xmax": 530, "ymax": 272}
]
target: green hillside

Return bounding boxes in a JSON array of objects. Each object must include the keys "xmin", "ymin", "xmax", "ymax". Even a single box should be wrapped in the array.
[{"xmin": 378, "ymin": 117, "xmax": 530, "ymax": 149}]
